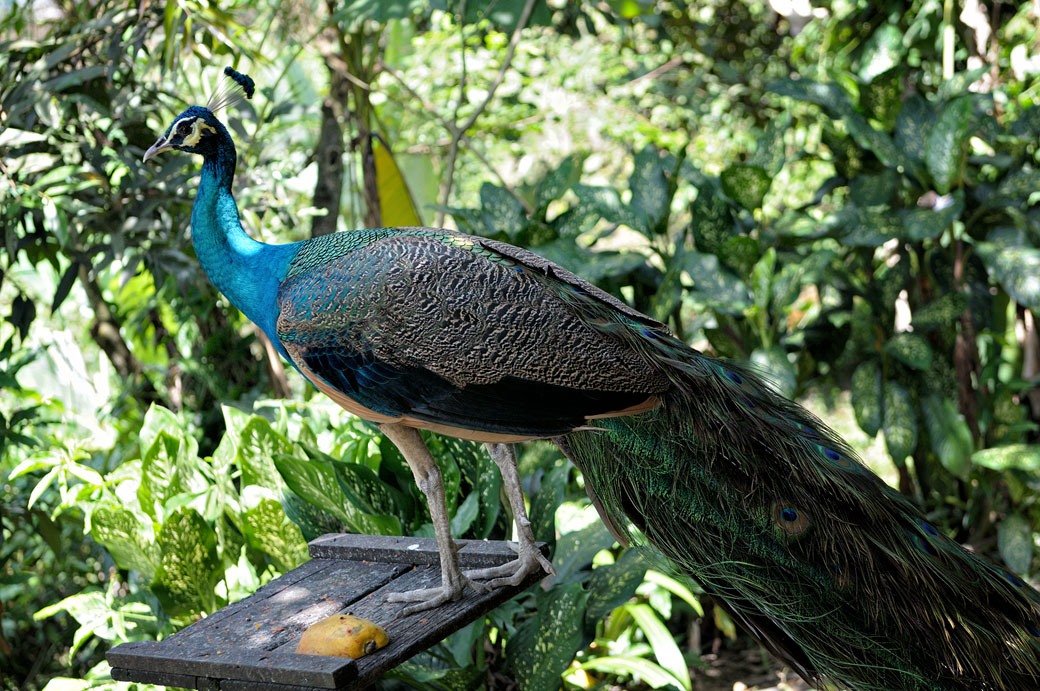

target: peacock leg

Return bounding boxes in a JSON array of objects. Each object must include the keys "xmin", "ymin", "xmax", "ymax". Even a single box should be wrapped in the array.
[
  {"xmin": 379, "ymin": 423, "xmax": 489, "ymax": 615},
  {"xmin": 465, "ymin": 443, "xmax": 556, "ymax": 586}
]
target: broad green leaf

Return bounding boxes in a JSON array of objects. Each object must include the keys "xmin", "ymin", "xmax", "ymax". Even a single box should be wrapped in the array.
[
  {"xmin": 449, "ymin": 492, "xmax": 479, "ymax": 536},
  {"xmin": 717, "ymin": 235, "xmax": 760, "ymax": 276},
  {"xmin": 629, "ymin": 147, "xmax": 670, "ymax": 235},
  {"xmin": 998, "ymin": 515, "xmax": 1034, "ymax": 576},
  {"xmin": 151, "ymin": 508, "xmax": 221, "ymax": 616},
  {"xmin": 238, "ymin": 488, "xmax": 308, "ymax": 572},
  {"xmin": 138, "ymin": 431, "xmax": 205, "ymax": 520},
  {"xmin": 480, "ymin": 183, "xmax": 527, "ymax": 241},
  {"xmin": 921, "ymin": 396, "xmax": 973, "ymax": 479},
  {"xmin": 975, "ymin": 243, "xmax": 1040, "ymax": 312},
  {"xmin": 850, "ymin": 170, "xmax": 897, "ymax": 207},
  {"xmin": 844, "ymin": 113, "xmax": 917, "ymax": 174},
  {"xmin": 530, "ymin": 464, "xmax": 567, "ymax": 554},
  {"xmin": 374, "ymin": 138, "xmax": 422, "ymax": 227},
  {"xmin": 767, "ymin": 79, "xmax": 855, "ymax": 117},
  {"xmin": 720, "ymin": 164, "xmax": 770, "ymax": 211},
  {"xmin": 584, "ymin": 548, "xmax": 647, "ymax": 624},
  {"xmin": 972, "ymin": 445, "xmax": 1040, "ymax": 471},
  {"xmin": 626, "ymin": 603, "xmax": 691, "ymax": 690},
  {"xmin": 925, "ymin": 96, "xmax": 975, "ymax": 193},
  {"xmin": 644, "ymin": 570, "xmax": 703, "ymax": 615},
  {"xmin": 902, "ymin": 191, "xmax": 964, "ymax": 241},
  {"xmin": 883, "ymin": 381, "xmax": 917, "ymax": 465},
  {"xmin": 683, "ymin": 251, "xmax": 751, "ymax": 315},
  {"xmin": 336, "ymin": 461, "xmax": 409, "ymax": 524},
  {"xmin": 860, "ymin": 66, "xmax": 903, "ymax": 130},
  {"xmin": 140, "ymin": 404, "xmax": 188, "ymax": 456},
  {"xmin": 579, "ymin": 657, "xmax": 684, "ymax": 690},
  {"xmin": 507, "ymin": 582, "xmax": 588, "ymax": 691},
  {"xmin": 748, "ymin": 111, "xmax": 790, "ymax": 177},
  {"xmin": 554, "ymin": 520, "xmax": 617, "ymax": 584},
  {"xmin": 237, "ymin": 417, "xmax": 292, "ymax": 492},
  {"xmin": 688, "ymin": 184, "xmax": 732, "ymax": 254},
  {"xmin": 884, "ymin": 333, "xmax": 933, "ymax": 370},
  {"xmin": 894, "ymin": 94, "xmax": 935, "ymax": 166},
  {"xmin": 750, "ymin": 346, "xmax": 796, "ymax": 398},
  {"xmin": 536, "ymin": 154, "xmax": 582, "ymax": 212},
  {"xmin": 281, "ymin": 488, "xmax": 342, "ymax": 542},
  {"xmin": 91, "ymin": 506, "xmax": 160, "ymax": 580},
  {"xmin": 859, "ymin": 25, "xmax": 904, "ymax": 81},
  {"xmin": 912, "ymin": 292, "xmax": 968, "ymax": 329},
  {"xmin": 834, "ymin": 204, "xmax": 903, "ymax": 247},
  {"xmin": 851, "ymin": 361, "xmax": 883, "ymax": 436}
]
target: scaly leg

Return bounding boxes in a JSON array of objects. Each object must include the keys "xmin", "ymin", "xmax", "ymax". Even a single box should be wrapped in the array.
[
  {"xmin": 465, "ymin": 443, "xmax": 556, "ymax": 586},
  {"xmin": 380, "ymin": 423, "xmax": 488, "ymax": 615}
]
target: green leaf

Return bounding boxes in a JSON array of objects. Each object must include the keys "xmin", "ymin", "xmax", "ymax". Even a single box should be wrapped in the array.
[
  {"xmin": 537, "ymin": 154, "xmax": 582, "ymax": 212},
  {"xmin": 530, "ymin": 464, "xmax": 567, "ymax": 554},
  {"xmin": 688, "ymin": 184, "xmax": 732, "ymax": 254},
  {"xmin": 925, "ymin": 96, "xmax": 975, "ymax": 194},
  {"xmin": 626, "ymin": 603, "xmax": 691, "ymax": 690},
  {"xmin": 767, "ymin": 79, "xmax": 855, "ymax": 117},
  {"xmin": 849, "ymin": 171, "xmax": 897, "ymax": 207},
  {"xmin": 237, "ymin": 416, "xmax": 293, "ymax": 492},
  {"xmin": 480, "ymin": 183, "xmax": 527, "ymax": 241},
  {"xmin": 644, "ymin": 570, "xmax": 703, "ymax": 615},
  {"xmin": 682, "ymin": 251, "xmax": 751, "ymax": 315},
  {"xmin": 138, "ymin": 431, "xmax": 205, "ymax": 520},
  {"xmin": 140, "ymin": 404, "xmax": 188, "ymax": 456},
  {"xmin": 507, "ymin": 582, "xmax": 588, "ymax": 691},
  {"xmin": 834, "ymin": 204, "xmax": 903, "ymax": 247},
  {"xmin": 975, "ymin": 243, "xmax": 1040, "ymax": 312},
  {"xmin": 860, "ymin": 66, "xmax": 903, "ymax": 130},
  {"xmin": 912, "ymin": 292, "xmax": 968, "ymax": 329},
  {"xmin": 894, "ymin": 94, "xmax": 935, "ymax": 166},
  {"xmin": 972, "ymin": 445, "xmax": 1040, "ymax": 471},
  {"xmin": 748, "ymin": 111, "xmax": 790, "ymax": 177},
  {"xmin": 579, "ymin": 656, "xmax": 684, "ymax": 690},
  {"xmin": 717, "ymin": 236, "xmax": 760, "ymax": 276},
  {"xmin": 151, "ymin": 508, "xmax": 221, "ymax": 616},
  {"xmin": 851, "ymin": 361, "xmax": 883, "ymax": 436},
  {"xmin": 998, "ymin": 515, "xmax": 1034, "ymax": 576},
  {"xmin": 91, "ymin": 506, "xmax": 160, "ymax": 580},
  {"xmin": 585, "ymin": 548, "xmax": 647, "ymax": 624},
  {"xmin": 274, "ymin": 454, "xmax": 402, "ymax": 536},
  {"xmin": 883, "ymin": 381, "xmax": 917, "ymax": 465},
  {"xmin": 858, "ymin": 25, "xmax": 904, "ymax": 81},
  {"xmin": 921, "ymin": 396, "xmax": 973, "ymax": 479},
  {"xmin": 554, "ymin": 520, "xmax": 617, "ymax": 584},
  {"xmin": 720, "ymin": 164, "xmax": 770, "ymax": 211},
  {"xmin": 902, "ymin": 191, "xmax": 964, "ymax": 241},
  {"xmin": 630, "ymin": 146, "xmax": 670, "ymax": 235},
  {"xmin": 450, "ymin": 492, "xmax": 479, "ymax": 536},
  {"xmin": 884, "ymin": 333, "xmax": 933, "ymax": 370},
  {"xmin": 750, "ymin": 346, "xmax": 796, "ymax": 398},
  {"xmin": 238, "ymin": 487, "xmax": 308, "ymax": 572},
  {"xmin": 844, "ymin": 113, "xmax": 917, "ymax": 174}
]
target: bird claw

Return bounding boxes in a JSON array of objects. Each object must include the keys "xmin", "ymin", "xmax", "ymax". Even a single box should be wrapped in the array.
[
  {"xmin": 388, "ymin": 574, "xmax": 490, "ymax": 616},
  {"xmin": 464, "ymin": 542, "xmax": 555, "ymax": 588}
]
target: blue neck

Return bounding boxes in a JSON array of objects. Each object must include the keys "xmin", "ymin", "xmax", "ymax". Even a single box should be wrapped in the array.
[{"xmin": 190, "ymin": 139, "xmax": 297, "ymax": 343}]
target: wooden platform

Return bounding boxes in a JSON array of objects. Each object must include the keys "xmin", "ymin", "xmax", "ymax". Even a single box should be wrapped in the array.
[{"xmin": 107, "ymin": 534, "xmax": 548, "ymax": 690}]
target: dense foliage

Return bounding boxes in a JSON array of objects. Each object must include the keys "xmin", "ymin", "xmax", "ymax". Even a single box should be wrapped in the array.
[{"xmin": 3, "ymin": 1, "xmax": 1040, "ymax": 689}]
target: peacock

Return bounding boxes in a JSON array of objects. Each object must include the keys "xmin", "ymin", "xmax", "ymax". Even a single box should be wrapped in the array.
[{"xmin": 142, "ymin": 67, "xmax": 1040, "ymax": 690}]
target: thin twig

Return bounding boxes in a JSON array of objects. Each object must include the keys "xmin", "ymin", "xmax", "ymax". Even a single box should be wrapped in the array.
[{"xmin": 436, "ymin": 0, "xmax": 537, "ymax": 226}]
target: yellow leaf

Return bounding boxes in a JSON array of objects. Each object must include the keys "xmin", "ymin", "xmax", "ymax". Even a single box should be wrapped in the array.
[{"xmin": 374, "ymin": 138, "xmax": 421, "ymax": 227}]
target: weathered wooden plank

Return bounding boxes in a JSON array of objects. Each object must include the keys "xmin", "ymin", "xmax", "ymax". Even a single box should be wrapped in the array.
[
  {"xmin": 110, "ymin": 665, "xmax": 211, "ymax": 689},
  {"xmin": 108, "ymin": 640, "xmax": 355, "ymax": 689},
  {"xmin": 151, "ymin": 559, "xmax": 408, "ymax": 661},
  {"xmin": 308, "ymin": 533, "xmax": 537, "ymax": 569}
]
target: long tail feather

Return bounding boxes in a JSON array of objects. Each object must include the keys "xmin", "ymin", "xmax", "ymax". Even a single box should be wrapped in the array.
[{"xmin": 562, "ymin": 339, "xmax": 1040, "ymax": 690}]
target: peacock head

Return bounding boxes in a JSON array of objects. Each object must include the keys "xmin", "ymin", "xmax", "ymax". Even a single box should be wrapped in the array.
[{"xmin": 143, "ymin": 67, "xmax": 254, "ymax": 162}]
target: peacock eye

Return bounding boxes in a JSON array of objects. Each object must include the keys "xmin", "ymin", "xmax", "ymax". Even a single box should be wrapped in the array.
[{"xmin": 176, "ymin": 121, "xmax": 193, "ymax": 136}]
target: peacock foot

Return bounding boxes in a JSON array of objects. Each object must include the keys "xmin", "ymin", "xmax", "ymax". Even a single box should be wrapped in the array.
[
  {"xmin": 388, "ymin": 572, "xmax": 491, "ymax": 616},
  {"xmin": 464, "ymin": 539, "xmax": 556, "ymax": 588}
]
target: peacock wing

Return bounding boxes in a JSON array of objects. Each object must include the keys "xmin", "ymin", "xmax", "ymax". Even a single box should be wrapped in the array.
[{"xmin": 275, "ymin": 230, "xmax": 667, "ymax": 439}]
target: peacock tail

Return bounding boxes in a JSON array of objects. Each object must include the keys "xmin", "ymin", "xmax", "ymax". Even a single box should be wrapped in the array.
[{"xmin": 560, "ymin": 324, "xmax": 1040, "ymax": 690}]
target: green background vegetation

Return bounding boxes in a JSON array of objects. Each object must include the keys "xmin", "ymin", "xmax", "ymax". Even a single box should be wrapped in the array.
[{"xmin": 3, "ymin": 1, "xmax": 1040, "ymax": 689}]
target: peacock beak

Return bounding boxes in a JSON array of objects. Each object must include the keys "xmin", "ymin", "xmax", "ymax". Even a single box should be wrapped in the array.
[{"xmin": 142, "ymin": 135, "xmax": 173, "ymax": 162}]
